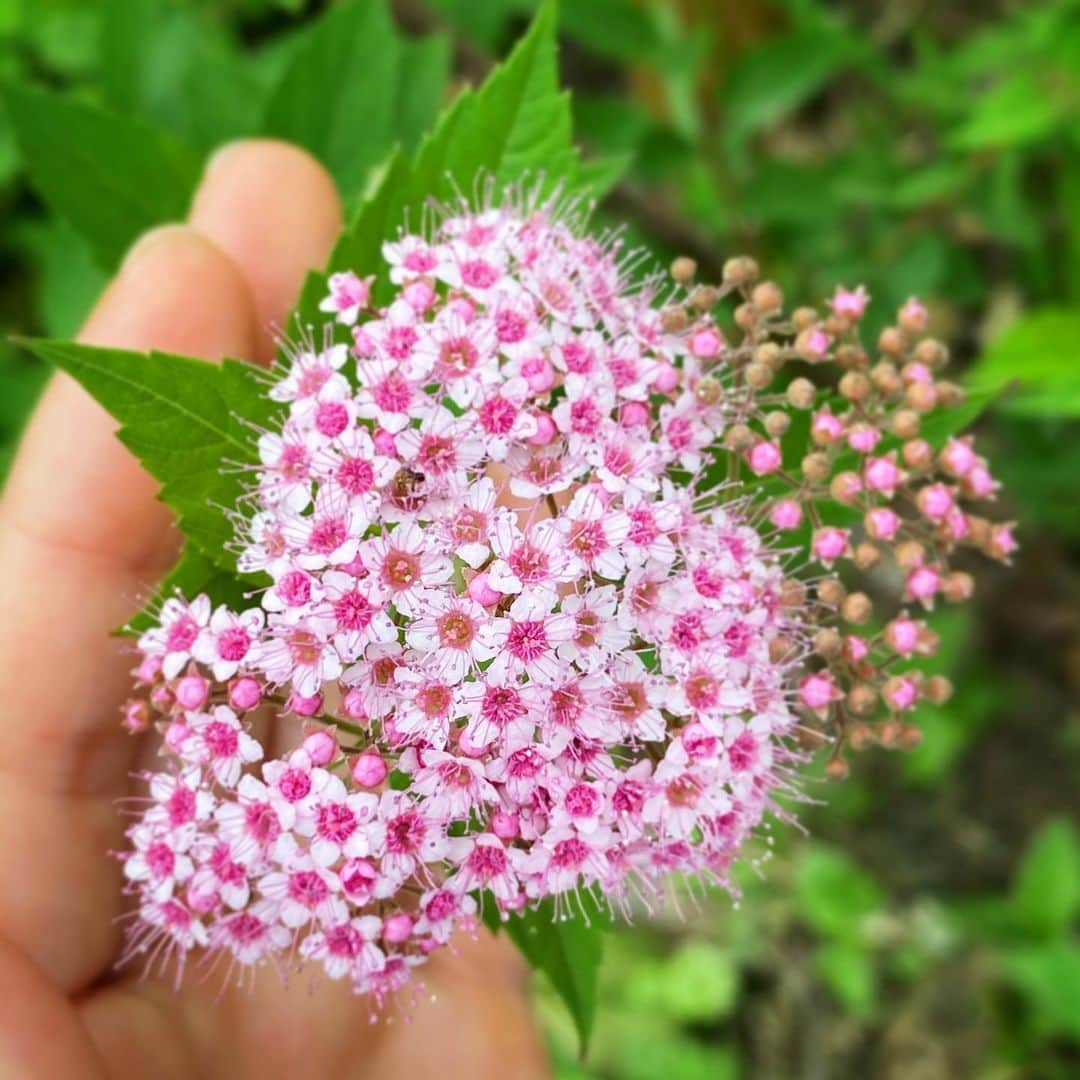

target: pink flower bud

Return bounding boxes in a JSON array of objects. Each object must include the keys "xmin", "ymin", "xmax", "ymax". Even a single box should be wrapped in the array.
[
  {"xmin": 812, "ymin": 527, "xmax": 849, "ymax": 565},
  {"xmin": 352, "ymin": 325, "xmax": 375, "ymax": 356},
  {"xmin": 342, "ymin": 688, "xmax": 367, "ymax": 721},
  {"xmin": 619, "ymin": 401, "xmax": 650, "ymax": 428},
  {"xmin": 884, "ymin": 675, "xmax": 919, "ymax": 711},
  {"xmin": 382, "ymin": 912, "xmax": 413, "ymax": 944},
  {"xmin": 799, "ymin": 673, "xmax": 838, "ymax": 711},
  {"xmin": 800, "ymin": 328, "xmax": 831, "ymax": 361},
  {"xmin": 447, "ymin": 296, "xmax": 475, "ymax": 321},
  {"xmin": 829, "ymin": 285, "xmax": 870, "ymax": 320},
  {"xmin": 136, "ymin": 654, "xmax": 163, "ymax": 683},
  {"xmin": 372, "ymin": 427, "xmax": 397, "ymax": 456},
  {"xmin": 690, "ymin": 326, "xmax": 723, "ymax": 359},
  {"xmin": 748, "ymin": 440, "xmax": 782, "ymax": 476},
  {"xmin": 770, "ymin": 498, "xmax": 803, "ymax": 531},
  {"xmin": 351, "ymin": 751, "xmax": 388, "ymax": 788},
  {"xmin": 150, "ymin": 685, "xmax": 174, "ymax": 711},
  {"xmin": 653, "ymin": 361, "xmax": 679, "ymax": 393},
  {"xmin": 916, "ymin": 482, "xmax": 953, "ymax": 521},
  {"xmin": 964, "ymin": 464, "xmax": 997, "ymax": 499},
  {"xmin": 846, "ymin": 424, "xmax": 880, "ymax": 454},
  {"xmin": 526, "ymin": 412, "xmax": 557, "ymax": 445},
  {"xmin": 174, "ymin": 674, "xmax": 209, "ymax": 710},
  {"xmin": 905, "ymin": 565, "xmax": 941, "ymax": 606},
  {"xmin": 865, "ymin": 506, "xmax": 901, "ymax": 541},
  {"xmin": 886, "ymin": 616, "xmax": 920, "ymax": 657},
  {"xmin": 864, "ymin": 454, "xmax": 902, "ymax": 496},
  {"xmin": 900, "ymin": 297, "xmax": 928, "ymax": 332},
  {"xmin": 941, "ymin": 437, "xmax": 976, "ymax": 477},
  {"xmin": 403, "ymin": 280, "xmax": 436, "ymax": 313},
  {"xmin": 811, "ymin": 410, "xmax": 844, "ymax": 444},
  {"xmin": 491, "ymin": 811, "xmax": 520, "ymax": 840},
  {"xmin": 522, "ymin": 356, "xmax": 555, "ymax": 393},
  {"xmin": 902, "ymin": 361, "xmax": 933, "ymax": 385},
  {"xmin": 228, "ymin": 677, "xmax": 262, "ymax": 712},
  {"xmin": 468, "ymin": 571, "xmax": 502, "ymax": 607},
  {"xmin": 845, "ymin": 635, "xmax": 869, "ymax": 664},
  {"xmin": 163, "ymin": 720, "xmax": 190, "ymax": 754},
  {"xmin": 122, "ymin": 699, "xmax": 150, "ymax": 734},
  {"xmin": 942, "ymin": 507, "xmax": 969, "ymax": 542},
  {"xmin": 990, "ymin": 523, "xmax": 1019, "ymax": 561},
  {"xmin": 288, "ymin": 691, "xmax": 323, "ymax": 717},
  {"xmin": 303, "ymin": 729, "xmax": 337, "ymax": 766}
]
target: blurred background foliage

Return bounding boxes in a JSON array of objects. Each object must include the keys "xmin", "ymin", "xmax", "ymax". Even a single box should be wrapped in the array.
[{"xmin": 1, "ymin": 0, "xmax": 1078, "ymax": 1076}]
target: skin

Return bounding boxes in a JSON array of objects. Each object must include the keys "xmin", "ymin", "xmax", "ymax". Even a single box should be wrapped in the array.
[{"xmin": 0, "ymin": 140, "xmax": 551, "ymax": 1080}]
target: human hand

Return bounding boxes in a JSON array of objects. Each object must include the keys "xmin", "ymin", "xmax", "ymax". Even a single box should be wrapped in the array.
[{"xmin": 0, "ymin": 140, "xmax": 549, "ymax": 1080}]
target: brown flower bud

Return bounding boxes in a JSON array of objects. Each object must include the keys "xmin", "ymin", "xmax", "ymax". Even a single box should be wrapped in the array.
[
  {"xmin": 834, "ymin": 344, "xmax": 867, "ymax": 370},
  {"xmin": 780, "ymin": 578, "xmax": 807, "ymax": 609},
  {"xmin": 792, "ymin": 306, "xmax": 818, "ymax": 331},
  {"xmin": 848, "ymin": 722, "xmax": 875, "ymax": 750},
  {"xmin": 786, "ymin": 377, "xmax": 816, "ymax": 409},
  {"xmin": 842, "ymin": 592, "xmax": 873, "ymax": 625},
  {"xmin": 755, "ymin": 341, "xmax": 783, "ymax": 369},
  {"xmin": 935, "ymin": 380, "xmax": 966, "ymax": 407},
  {"xmin": 745, "ymin": 362, "xmax": 773, "ymax": 389},
  {"xmin": 752, "ymin": 280, "xmax": 783, "ymax": 314},
  {"xmin": 722, "ymin": 255, "xmax": 759, "ymax": 285},
  {"xmin": 895, "ymin": 540, "xmax": 926, "ymax": 569},
  {"xmin": 902, "ymin": 437, "xmax": 933, "ymax": 470},
  {"xmin": 824, "ymin": 313, "xmax": 849, "ymax": 337},
  {"xmin": 825, "ymin": 756, "xmax": 850, "ymax": 781},
  {"xmin": 661, "ymin": 305, "xmax": 689, "ymax": 333},
  {"xmin": 688, "ymin": 284, "xmax": 719, "ymax": 310},
  {"xmin": 671, "ymin": 255, "xmax": 697, "ymax": 284},
  {"xmin": 830, "ymin": 471, "xmax": 862, "ymax": 504},
  {"xmin": 800, "ymin": 726, "xmax": 827, "ymax": 751},
  {"xmin": 734, "ymin": 301, "xmax": 757, "ymax": 331},
  {"xmin": 871, "ymin": 360, "xmax": 902, "ymax": 397},
  {"xmin": 814, "ymin": 628, "xmax": 843, "ymax": 658},
  {"xmin": 914, "ymin": 338, "xmax": 947, "ymax": 367},
  {"xmin": 915, "ymin": 626, "xmax": 940, "ymax": 655},
  {"xmin": 723, "ymin": 422, "xmax": 754, "ymax": 451},
  {"xmin": 878, "ymin": 326, "xmax": 908, "ymax": 355},
  {"xmin": 925, "ymin": 675, "xmax": 953, "ymax": 704},
  {"xmin": 942, "ymin": 571, "xmax": 974, "ymax": 603},
  {"xmin": 891, "ymin": 408, "xmax": 921, "ymax": 439},
  {"xmin": 801, "ymin": 452, "xmax": 831, "ymax": 483},
  {"xmin": 769, "ymin": 635, "xmax": 798, "ymax": 663},
  {"xmin": 847, "ymin": 684, "xmax": 877, "ymax": 716},
  {"xmin": 896, "ymin": 723, "xmax": 924, "ymax": 750},
  {"xmin": 838, "ymin": 371, "xmax": 871, "ymax": 402},
  {"xmin": 905, "ymin": 381, "xmax": 938, "ymax": 413},
  {"xmin": 966, "ymin": 515, "xmax": 991, "ymax": 549},
  {"xmin": 854, "ymin": 541, "xmax": 881, "ymax": 569},
  {"xmin": 765, "ymin": 411, "xmax": 791, "ymax": 437},
  {"xmin": 878, "ymin": 720, "xmax": 904, "ymax": 748},
  {"xmin": 696, "ymin": 375, "xmax": 722, "ymax": 406},
  {"xmin": 817, "ymin": 578, "xmax": 846, "ymax": 607}
]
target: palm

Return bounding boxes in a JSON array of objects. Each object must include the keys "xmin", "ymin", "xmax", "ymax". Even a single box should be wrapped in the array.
[{"xmin": 0, "ymin": 141, "xmax": 546, "ymax": 1080}]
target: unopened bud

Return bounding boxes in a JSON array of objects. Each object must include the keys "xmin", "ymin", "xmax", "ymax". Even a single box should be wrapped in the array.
[
  {"xmin": 848, "ymin": 684, "xmax": 877, "ymax": 716},
  {"xmin": 891, "ymin": 408, "xmax": 921, "ymax": 439},
  {"xmin": 943, "ymin": 571, "xmax": 974, "ymax": 603},
  {"xmin": 765, "ymin": 411, "xmax": 791, "ymax": 437},
  {"xmin": 745, "ymin": 362, "xmax": 773, "ymax": 389},
  {"xmin": 792, "ymin": 306, "xmax": 818, "ymax": 331},
  {"xmin": 671, "ymin": 256, "xmax": 697, "ymax": 284},
  {"xmin": 838, "ymin": 371, "xmax": 871, "ymax": 402},
  {"xmin": 834, "ymin": 344, "xmax": 867, "ymax": 370},
  {"xmin": 734, "ymin": 302, "xmax": 757, "ymax": 331},
  {"xmin": 894, "ymin": 540, "xmax": 926, "ymax": 569},
  {"xmin": 786, "ymin": 377, "xmax": 816, "ymax": 409},
  {"xmin": 801, "ymin": 452, "xmax": 831, "ymax": 483},
  {"xmin": 871, "ymin": 361, "xmax": 902, "ymax": 397},
  {"xmin": 842, "ymin": 592, "xmax": 873, "ymax": 625},
  {"xmin": 723, "ymin": 423, "xmax": 754, "ymax": 451},
  {"xmin": 817, "ymin": 578, "xmax": 846, "ymax": 607},
  {"xmin": 854, "ymin": 541, "xmax": 881, "ymax": 569},
  {"xmin": 688, "ymin": 284, "xmax": 719, "ymax": 310},
  {"xmin": 830, "ymin": 470, "xmax": 862, "ymax": 504},
  {"xmin": 878, "ymin": 326, "xmax": 907, "ymax": 355},
  {"xmin": 935, "ymin": 380, "xmax": 965, "ymax": 407},
  {"xmin": 755, "ymin": 341, "xmax": 783, "ymax": 369},
  {"xmin": 905, "ymin": 381, "xmax": 938, "ymax": 412},
  {"xmin": 661, "ymin": 304, "xmax": 689, "ymax": 332},
  {"xmin": 814, "ymin": 629, "xmax": 843, "ymax": 658},
  {"xmin": 848, "ymin": 722, "xmax": 875, "ymax": 750},
  {"xmin": 825, "ymin": 756, "xmax": 850, "ymax": 781},
  {"xmin": 925, "ymin": 675, "xmax": 954, "ymax": 704},
  {"xmin": 780, "ymin": 578, "xmax": 807, "ymax": 609},
  {"xmin": 752, "ymin": 280, "xmax": 783, "ymax": 313},
  {"xmin": 722, "ymin": 255, "xmax": 759, "ymax": 285},
  {"xmin": 696, "ymin": 375, "xmax": 723, "ymax": 406},
  {"xmin": 915, "ymin": 339, "xmax": 947, "ymax": 367},
  {"xmin": 902, "ymin": 437, "xmax": 933, "ymax": 471},
  {"xmin": 896, "ymin": 723, "xmax": 923, "ymax": 750},
  {"xmin": 769, "ymin": 635, "xmax": 798, "ymax": 663}
]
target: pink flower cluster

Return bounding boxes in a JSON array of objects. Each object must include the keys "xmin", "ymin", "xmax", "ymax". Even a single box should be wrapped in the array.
[{"xmin": 122, "ymin": 198, "xmax": 800, "ymax": 997}]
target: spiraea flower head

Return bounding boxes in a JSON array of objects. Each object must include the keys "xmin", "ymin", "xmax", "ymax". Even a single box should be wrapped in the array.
[{"xmin": 120, "ymin": 184, "xmax": 1012, "ymax": 1002}]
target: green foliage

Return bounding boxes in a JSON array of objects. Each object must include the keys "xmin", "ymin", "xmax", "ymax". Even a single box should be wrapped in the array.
[
  {"xmin": 17, "ymin": 339, "xmax": 276, "ymax": 583},
  {"xmin": 795, "ymin": 846, "xmax": 883, "ymax": 941},
  {"xmin": 2, "ymin": 82, "xmax": 202, "ymax": 269},
  {"xmin": 1011, "ymin": 819, "xmax": 1080, "ymax": 940}
]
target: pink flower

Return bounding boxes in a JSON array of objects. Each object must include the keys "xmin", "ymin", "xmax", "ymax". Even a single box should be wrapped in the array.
[
  {"xmin": 812, "ymin": 527, "xmax": 850, "ymax": 566},
  {"xmin": 320, "ymin": 271, "xmax": 373, "ymax": 325},
  {"xmin": 828, "ymin": 284, "xmax": 870, "ymax": 320},
  {"xmin": 747, "ymin": 440, "xmax": 782, "ymax": 476}
]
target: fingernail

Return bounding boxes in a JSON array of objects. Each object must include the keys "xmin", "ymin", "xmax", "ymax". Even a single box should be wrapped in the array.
[{"xmin": 120, "ymin": 223, "xmax": 193, "ymax": 272}]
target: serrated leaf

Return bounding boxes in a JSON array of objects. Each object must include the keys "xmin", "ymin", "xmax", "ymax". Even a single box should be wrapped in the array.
[
  {"xmin": 486, "ymin": 893, "xmax": 608, "ymax": 1053},
  {"xmin": 1011, "ymin": 819, "xmax": 1080, "ymax": 940},
  {"xmin": 123, "ymin": 544, "xmax": 261, "ymax": 636},
  {"xmin": 260, "ymin": 0, "xmax": 402, "ymax": 198},
  {"xmin": 18, "ymin": 340, "xmax": 277, "ymax": 577},
  {"xmin": 2, "ymin": 84, "xmax": 201, "ymax": 270}
]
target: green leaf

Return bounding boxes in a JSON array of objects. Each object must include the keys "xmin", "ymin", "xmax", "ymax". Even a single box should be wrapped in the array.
[
  {"xmin": 2, "ymin": 84, "xmax": 201, "ymax": 270},
  {"xmin": 968, "ymin": 309, "xmax": 1080, "ymax": 417},
  {"xmin": 17, "ymin": 339, "xmax": 278, "ymax": 578},
  {"xmin": 1011, "ymin": 819, "xmax": 1080, "ymax": 940},
  {"xmin": 623, "ymin": 942, "xmax": 738, "ymax": 1023},
  {"xmin": 999, "ymin": 943, "xmax": 1080, "ymax": 1040},
  {"xmin": 394, "ymin": 33, "xmax": 452, "ymax": 154},
  {"xmin": 796, "ymin": 846, "xmax": 884, "ymax": 941},
  {"xmin": 124, "ymin": 545, "xmax": 259, "ymax": 636},
  {"xmin": 100, "ymin": 0, "xmax": 158, "ymax": 113},
  {"xmin": 491, "ymin": 896, "xmax": 607, "ymax": 1053},
  {"xmin": 261, "ymin": 0, "xmax": 402, "ymax": 197},
  {"xmin": 815, "ymin": 940, "xmax": 876, "ymax": 1016},
  {"xmin": 950, "ymin": 72, "xmax": 1063, "ymax": 150}
]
